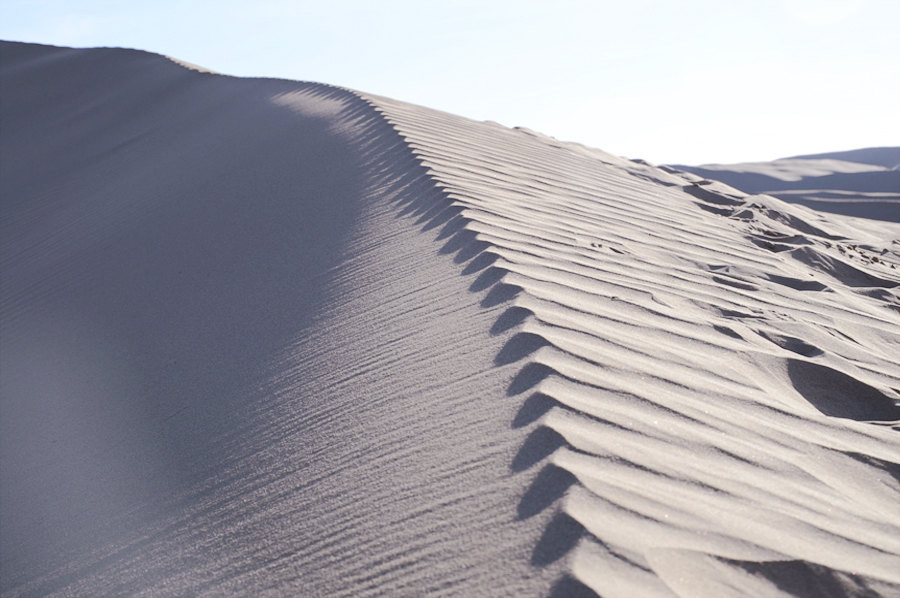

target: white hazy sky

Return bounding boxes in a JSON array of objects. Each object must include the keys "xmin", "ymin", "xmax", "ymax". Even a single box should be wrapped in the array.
[{"xmin": 2, "ymin": 0, "xmax": 898, "ymax": 164}]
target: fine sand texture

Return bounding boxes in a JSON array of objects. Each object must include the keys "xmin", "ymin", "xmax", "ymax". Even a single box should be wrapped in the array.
[
  {"xmin": 671, "ymin": 148, "xmax": 900, "ymax": 222},
  {"xmin": 2, "ymin": 42, "xmax": 899, "ymax": 597}
]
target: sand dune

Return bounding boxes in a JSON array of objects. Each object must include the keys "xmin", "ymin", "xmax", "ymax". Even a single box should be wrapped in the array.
[
  {"xmin": 671, "ymin": 149, "xmax": 900, "ymax": 222},
  {"xmin": 2, "ymin": 42, "xmax": 899, "ymax": 597}
]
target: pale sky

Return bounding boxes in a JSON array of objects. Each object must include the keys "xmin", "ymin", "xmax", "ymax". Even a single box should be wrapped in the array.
[{"xmin": 2, "ymin": 0, "xmax": 898, "ymax": 164}]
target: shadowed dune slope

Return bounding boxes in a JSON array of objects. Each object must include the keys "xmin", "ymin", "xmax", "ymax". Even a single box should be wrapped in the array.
[
  {"xmin": 1, "ymin": 42, "xmax": 566, "ymax": 596},
  {"xmin": 2, "ymin": 41, "xmax": 900, "ymax": 597}
]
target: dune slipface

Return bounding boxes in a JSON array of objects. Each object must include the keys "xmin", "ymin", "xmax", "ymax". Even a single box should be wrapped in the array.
[{"xmin": 1, "ymin": 42, "xmax": 899, "ymax": 597}]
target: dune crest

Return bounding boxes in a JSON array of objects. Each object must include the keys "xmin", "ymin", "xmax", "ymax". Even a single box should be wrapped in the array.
[{"xmin": 2, "ymin": 42, "xmax": 899, "ymax": 597}]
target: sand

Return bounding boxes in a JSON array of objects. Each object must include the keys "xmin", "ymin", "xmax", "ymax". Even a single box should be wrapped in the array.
[{"xmin": 1, "ymin": 41, "xmax": 898, "ymax": 597}]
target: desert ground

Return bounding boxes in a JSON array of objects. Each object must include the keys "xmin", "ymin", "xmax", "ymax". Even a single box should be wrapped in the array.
[{"xmin": 1, "ymin": 41, "xmax": 899, "ymax": 597}]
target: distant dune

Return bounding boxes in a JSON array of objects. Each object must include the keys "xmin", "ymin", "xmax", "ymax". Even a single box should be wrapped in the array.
[
  {"xmin": 2, "ymin": 42, "xmax": 899, "ymax": 597},
  {"xmin": 671, "ymin": 148, "xmax": 900, "ymax": 222},
  {"xmin": 787, "ymin": 148, "xmax": 900, "ymax": 169}
]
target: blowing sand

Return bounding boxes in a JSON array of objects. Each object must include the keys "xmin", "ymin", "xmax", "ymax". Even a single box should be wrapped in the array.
[{"xmin": 1, "ymin": 41, "xmax": 899, "ymax": 597}]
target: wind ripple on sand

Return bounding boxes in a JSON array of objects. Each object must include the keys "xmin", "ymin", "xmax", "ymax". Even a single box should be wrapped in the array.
[
  {"xmin": 363, "ymin": 94, "xmax": 900, "ymax": 596},
  {"xmin": 3, "ymin": 41, "xmax": 900, "ymax": 597}
]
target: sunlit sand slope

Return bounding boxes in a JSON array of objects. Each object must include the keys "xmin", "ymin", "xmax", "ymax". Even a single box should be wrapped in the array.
[
  {"xmin": 2, "ymin": 41, "xmax": 899, "ymax": 597},
  {"xmin": 365, "ymin": 95, "xmax": 900, "ymax": 597}
]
